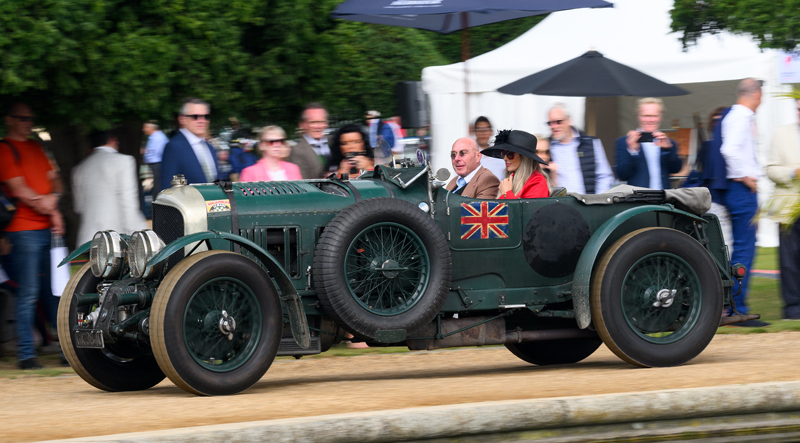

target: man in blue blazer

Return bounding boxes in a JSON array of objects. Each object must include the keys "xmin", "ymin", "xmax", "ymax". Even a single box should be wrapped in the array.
[
  {"xmin": 160, "ymin": 98, "xmax": 219, "ymax": 190},
  {"xmin": 615, "ymin": 98, "xmax": 683, "ymax": 190}
]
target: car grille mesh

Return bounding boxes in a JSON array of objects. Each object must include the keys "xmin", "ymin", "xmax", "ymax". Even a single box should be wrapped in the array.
[
  {"xmin": 152, "ymin": 204, "xmax": 185, "ymax": 272},
  {"xmin": 235, "ymin": 182, "xmax": 306, "ymax": 196}
]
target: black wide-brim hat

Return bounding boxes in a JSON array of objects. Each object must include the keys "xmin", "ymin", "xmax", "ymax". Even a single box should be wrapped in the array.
[{"xmin": 483, "ymin": 129, "xmax": 548, "ymax": 165}]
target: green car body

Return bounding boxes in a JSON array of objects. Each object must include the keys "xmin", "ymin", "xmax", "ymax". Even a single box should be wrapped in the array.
[{"xmin": 58, "ymin": 162, "xmax": 742, "ymax": 396}]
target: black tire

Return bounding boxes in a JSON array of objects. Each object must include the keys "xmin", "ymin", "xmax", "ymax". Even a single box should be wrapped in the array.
[
  {"xmin": 57, "ymin": 263, "xmax": 165, "ymax": 391},
  {"xmin": 150, "ymin": 251, "xmax": 282, "ymax": 395},
  {"xmin": 506, "ymin": 338, "xmax": 602, "ymax": 365},
  {"xmin": 313, "ymin": 198, "xmax": 451, "ymax": 339},
  {"xmin": 590, "ymin": 227, "xmax": 723, "ymax": 367}
]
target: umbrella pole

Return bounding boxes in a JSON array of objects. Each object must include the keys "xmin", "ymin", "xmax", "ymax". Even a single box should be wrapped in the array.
[{"xmin": 461, "ymin": 12, "xmax": 471, "ymax": 132}]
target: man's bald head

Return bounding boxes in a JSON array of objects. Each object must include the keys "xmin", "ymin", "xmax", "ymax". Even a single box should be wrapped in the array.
[{"xmin": 451, "ymin": 137, "xmax": 482, "ymax": 177}]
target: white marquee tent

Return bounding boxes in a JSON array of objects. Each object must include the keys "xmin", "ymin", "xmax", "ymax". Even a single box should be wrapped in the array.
[{"xmin": 421, "ymin": 0, "xmax": 797, "ymax": 246}]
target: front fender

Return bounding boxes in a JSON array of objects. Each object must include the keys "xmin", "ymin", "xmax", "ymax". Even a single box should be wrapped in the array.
[
  {"xmin": 571, "ymin": 205, "xmax": 706, "ymax": 329},
  {"xmin": 59, "ymin": 241, "xmax": 91, "ymax": 267},
  {"xmin": 148, "ymin": 231, "xmax": 310, "ymax": 349}
]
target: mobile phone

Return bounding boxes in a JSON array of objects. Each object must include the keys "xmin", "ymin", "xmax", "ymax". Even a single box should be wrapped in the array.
[{"xmin": 637, "ymin": 132, "xmax": 654, "ymax": 143}]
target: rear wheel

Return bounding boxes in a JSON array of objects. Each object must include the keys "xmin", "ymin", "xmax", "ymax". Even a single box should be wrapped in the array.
[
  {"xmin": 506, "ymin": 338, "xmax": 602, "ymax": 365},
  {"xmin": 591, "ymin": 228, "xmax": 722, "ymax": 367},
  {"xmin": 150, "ymin": 251, "xmax": 282, "ymax": 395},
  {"xmin": 57, "ymin": 263, "xmax": 165, "ymax": 391}
]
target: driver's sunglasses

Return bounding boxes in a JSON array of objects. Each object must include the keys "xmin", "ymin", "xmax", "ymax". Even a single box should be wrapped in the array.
[
  {"xmin": 500, "ymin": 150, "xmax": 516, "ymax": 160},
  {"xmin": 450, "ymin": 149, "xmax": 470, "ymax": 159},
  {"xmin": 11, "ymin": 115, "xmax": 35, "ymax": 123},
  {"xmin": 182, "ymin": 114, "xmax": 210, "ymax": 121}
]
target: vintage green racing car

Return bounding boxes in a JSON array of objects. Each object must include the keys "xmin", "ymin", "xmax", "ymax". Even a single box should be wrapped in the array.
[{"xmin": 57, "ymin": 151, "xmax": 755, "ymax": 396}]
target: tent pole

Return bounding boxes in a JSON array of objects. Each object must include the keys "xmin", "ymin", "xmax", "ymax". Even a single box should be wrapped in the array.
[{"xmin": 461, "ymin": 11, "xmax": 471, "ymax": 132}]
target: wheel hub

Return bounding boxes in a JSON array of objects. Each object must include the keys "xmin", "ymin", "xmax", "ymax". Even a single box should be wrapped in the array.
[
  {"xmin": 218, "ymin": 310, "xmax": 236, "ymax": 340},
  {"xmin": 652, "ymin": 289, "xmax": 678, "ymax": 308},
  {"xmin": 378, "ymin": 259, "xmax": 405, "ymax": 279}
]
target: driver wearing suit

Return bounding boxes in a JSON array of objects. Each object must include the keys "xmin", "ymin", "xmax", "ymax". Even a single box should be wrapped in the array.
[{"xmin": 445, "ymin": 137, "xmax": 500, "ymax": 199}]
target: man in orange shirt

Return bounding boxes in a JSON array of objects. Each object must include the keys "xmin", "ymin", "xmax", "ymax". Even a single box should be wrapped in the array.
[{"xmin": 0, "ymin": 103, "xmax": 64, "ymax": 369}]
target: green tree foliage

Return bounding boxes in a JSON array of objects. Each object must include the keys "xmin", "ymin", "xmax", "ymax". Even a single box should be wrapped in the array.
[
  {"xmin": 671, "ymin": 0, "xmax": 800, "ymax": 50},
  {"xmin": 0, "ymin": 0, "xmax": 536, "ymax": 131}
]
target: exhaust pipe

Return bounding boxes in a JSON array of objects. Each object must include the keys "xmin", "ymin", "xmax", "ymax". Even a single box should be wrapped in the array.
[{"xmin": 406, "ymin": 316, "xmax": 598, "ymax": 351}]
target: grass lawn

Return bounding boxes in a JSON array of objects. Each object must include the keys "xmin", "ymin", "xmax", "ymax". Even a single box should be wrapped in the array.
[{"xmin": 718, "ymin": 247, "xmax": 800, "ymax": 334}]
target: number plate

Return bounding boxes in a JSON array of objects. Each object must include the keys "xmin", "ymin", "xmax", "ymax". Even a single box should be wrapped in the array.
[{"xmin": 74, "ymin": 329, "xmax": 105, "ymax": 349}]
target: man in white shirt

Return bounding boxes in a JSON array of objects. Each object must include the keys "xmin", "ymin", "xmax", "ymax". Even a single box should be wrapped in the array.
[
  {"xmin": 719, "ymin": 78, "xmax": 766, "ymax": 326},
  {"xmin": 73, "ymin": 130, "xmax": 147, "ymax": 245},
  {"xmin": 142, "ymin": 121, "xmax": 168, "ymax": 195},
  {"xmin": 547, "ymin": 103, "xmax": 614, "ymax": 194}
]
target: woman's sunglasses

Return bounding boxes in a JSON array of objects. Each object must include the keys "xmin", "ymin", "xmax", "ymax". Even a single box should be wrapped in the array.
[{"xmin": 500, "ymin": 150, "xmax": 516, "ymax": 160}]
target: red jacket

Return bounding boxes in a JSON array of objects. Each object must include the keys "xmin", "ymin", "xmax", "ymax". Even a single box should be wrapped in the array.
[{"xmin": 499, "ymin": 171, "xmax": 548, "ymax": 199}]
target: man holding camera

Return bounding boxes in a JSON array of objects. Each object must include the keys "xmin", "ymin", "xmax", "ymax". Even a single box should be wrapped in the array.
[{"xmin": 615, "ymin": 97, "xmax": 682, "ymax": 190}]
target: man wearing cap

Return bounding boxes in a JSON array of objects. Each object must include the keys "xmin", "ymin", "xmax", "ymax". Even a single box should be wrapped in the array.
[{"xmin": 445, "ymin": 137, "xmax": 499, "ymax": 199}]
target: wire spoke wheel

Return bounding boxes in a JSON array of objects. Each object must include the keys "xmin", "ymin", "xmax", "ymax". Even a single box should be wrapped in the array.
[
  {"xmin": 151, "ymin": 251, "xmax": 282, "ymax": 396},
  {"xmin": 314, "ymin": 198, "xmax": 451, "ymax": 340},
  {"xmin": 620, "ymin": 253, "xmax": 701, "ymax": 344},
  {"xmin": 182, "ymin": 277, "xmax": 262, "ymax": 372},
  {"xmin": 345, "ymin": 222, "xmax": 430, "ymax": 316},
  {"xmin": 591, "ymin": 227, "xmax": 722, "ymax": 367}
]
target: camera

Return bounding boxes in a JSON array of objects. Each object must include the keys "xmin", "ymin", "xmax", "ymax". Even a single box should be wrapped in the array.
[{"xmin": 637, "ymin": 132, "xmax": 654, "ymax": 143}]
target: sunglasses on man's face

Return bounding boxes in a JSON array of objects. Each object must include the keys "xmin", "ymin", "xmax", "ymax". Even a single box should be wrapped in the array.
[
  {"xmin": 262, "ymin": 139, "xmax": 286, "ymax": 144},
  {"xmin": 182, "ymin": 114, "xmax": 210, "ymax": 121},
  {"xmin": 500, "ymin": 150, "xmax": 516, "ymax": 160},
  {"xmin": 11, "ymin": 115, "xmax": 35, "ymax": 123},
  {"xmin": 546, "ymin": 119, "xmax": 565, "ymax": 126},
  {"xmin": 450, "ymin": 149, "xmax": 471, "ymax": 159}
]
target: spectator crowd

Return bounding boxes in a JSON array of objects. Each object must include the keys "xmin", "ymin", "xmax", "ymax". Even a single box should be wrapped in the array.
[{"xmin": 1, "ymin": 76, "xmax": 798, "ymax": 369}]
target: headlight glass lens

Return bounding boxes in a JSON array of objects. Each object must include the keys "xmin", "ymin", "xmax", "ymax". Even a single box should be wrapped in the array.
[
  {"xmin": 89, "ymin": 231, "xmax": 127, "ymax": 278},
  {"xmin": 128, "ymin": 230, "xmax": 165, "ymax": 279}
]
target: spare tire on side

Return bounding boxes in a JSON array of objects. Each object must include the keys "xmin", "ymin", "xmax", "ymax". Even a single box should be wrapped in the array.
[{"xmin": 313, "ymin": 198, "xmax": 451, "ymax": 340}]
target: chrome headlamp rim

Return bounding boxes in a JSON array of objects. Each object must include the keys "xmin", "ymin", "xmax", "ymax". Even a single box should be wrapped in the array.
[
  {"xmin": 89, "ymin": 231, "xmax": 127, "ymax": 278},
  {"xmin": 128, "ymin": 230, "xmax": 165, "ymax": 279}
]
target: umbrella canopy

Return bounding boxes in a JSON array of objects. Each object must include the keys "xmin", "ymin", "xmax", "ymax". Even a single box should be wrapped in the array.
[
  {"xmin": 331, "ymin": 0, "xmax": 613, "ymax": 35},
  {"xmin": 498, "ymin": 50, "xmax": 690, "ymax": 97}
]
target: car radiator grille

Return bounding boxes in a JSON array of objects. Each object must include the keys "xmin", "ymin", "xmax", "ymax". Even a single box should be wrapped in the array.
[{"xmin": 153, "ymin": 204, "xmax": 185, "ymax": 272}]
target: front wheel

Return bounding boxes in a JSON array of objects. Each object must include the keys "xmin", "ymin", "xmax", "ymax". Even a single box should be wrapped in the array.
[
  {"xmin": 150, "ymin": 251, "xmax": 282, "ymax": 395},
  {"xmin": 57, "ymin": 263, "xmax": 165, "ymax": 391},
  {"xmin": 590, "ymin": 228, "xmax": 723, "ymax": 367}
]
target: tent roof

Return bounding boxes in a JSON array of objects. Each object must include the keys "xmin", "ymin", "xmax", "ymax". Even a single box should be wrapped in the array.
[{"xmin": 422, "ymin": 0, "xmax": 775, "ymax": 94}]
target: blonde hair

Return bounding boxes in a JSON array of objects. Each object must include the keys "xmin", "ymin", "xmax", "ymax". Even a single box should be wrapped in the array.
[
  {"xmin": 499, "ymin": 155, "xmax": 551, "ymax": 197},
  {"xmin": 637, "ymin": 97, "xmax": 664, "ymax": 114},
  {"xmin": 257, "ymin": 125, "xmax": 287, "ymax": 158}
]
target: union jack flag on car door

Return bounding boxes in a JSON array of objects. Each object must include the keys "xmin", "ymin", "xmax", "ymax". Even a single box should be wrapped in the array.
[{"xmin": 460, "ymin": 202, "xmax": 509, "ymax": 240}]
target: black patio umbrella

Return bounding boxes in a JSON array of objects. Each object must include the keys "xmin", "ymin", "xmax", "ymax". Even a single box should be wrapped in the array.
[
  {"xmin": 331, "ymin": 1, "xmax": 613, "ymax": 37},
  {"xmin": 498, "ymin": 50, "xmax": 690, "ymax": 97}
]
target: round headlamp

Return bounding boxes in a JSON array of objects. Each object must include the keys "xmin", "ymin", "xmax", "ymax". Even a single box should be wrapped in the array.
[
  {"xmin": 128, "ymin": 230, "xmax": 165, "ymax": 279},
  {"xmin": 90, "ymin": 231, "xmax": 127, "ymax": 278}
]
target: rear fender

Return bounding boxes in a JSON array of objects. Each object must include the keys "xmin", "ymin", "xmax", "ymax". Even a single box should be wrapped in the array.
[
  {"xmin": 572, "ymin": 205, "xmax": 706, "ymax": 329},
  {"xmin": 148, "ymin": 231, "xmax": 310, "ymax": 349}
]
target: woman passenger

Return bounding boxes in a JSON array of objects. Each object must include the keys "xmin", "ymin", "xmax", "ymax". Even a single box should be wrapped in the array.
[
  {"xmin": 239, "ymin": 126, "xmax": 301, "ymax": 182},
  {"xmin": 484, "ymin": 130, "xmax": 550, "ymax": 199}
]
